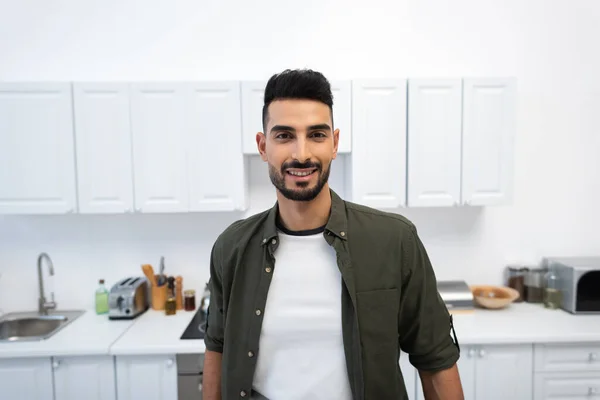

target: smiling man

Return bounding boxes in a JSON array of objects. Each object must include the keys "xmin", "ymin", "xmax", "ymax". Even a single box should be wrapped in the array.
[{"xmin": 203, "ymin": 69, "xmax": 464, "ymax": 400}]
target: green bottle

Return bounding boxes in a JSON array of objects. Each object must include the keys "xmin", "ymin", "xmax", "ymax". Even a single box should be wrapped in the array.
[{"xmin": 95, "ymin": 279, "xmax": 109, "ymax": 315}]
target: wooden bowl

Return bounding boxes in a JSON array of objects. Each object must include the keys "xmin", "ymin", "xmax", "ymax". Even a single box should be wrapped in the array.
[{"xmin": 470, "ymin": 285, "xmax": 520, "ymax": 309}]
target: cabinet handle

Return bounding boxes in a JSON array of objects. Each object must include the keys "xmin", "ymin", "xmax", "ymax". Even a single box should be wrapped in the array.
[
  {"xmin": 52, "ymin": 360, "xmax": 60, "ymax": 369},
  {"xmin": 165, "ymin": 358, "xmax": 174, "ymax": 367},
  {"xmin": 590, "ymin": 353, "xmax": 598, "ymax": 362},
  {"xmin": 589, "ymin": 387, "xmax": 597, "ymax": 395},
  {"xmin": 198, "ymin": 383, "xmax": 203, "ymax": 392},
  {"xmin": 478, "ymin": 349, "xmax": 486, "ymax": 358},
  {"xmin": 468, "ymin": 348, "xmax": 476, "ymax": 358}
]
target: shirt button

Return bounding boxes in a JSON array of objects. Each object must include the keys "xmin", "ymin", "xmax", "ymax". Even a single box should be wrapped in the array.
[
  {"xmin": 265, "ymin": 267, "xmax": 272, "ymax": 273},
  {"xmin": 240, "ymin": 390, "xmax": 247, "ymax": 397},
  {"xmin": 271, "ymin": 238, "xmax": 277, "ymax": 244},
  {"xmin": 248, "ymin": 351, "xmax": 254, "ymax": 358},
  {"xmin": 255, "ymin": 309, "xmax": 261, "ymax": 316},
  {"xmin": 262, "ymin": 238, "xmax": 267, "ymax": 244},
  {"xmin": 340, "ymin": 231, "xmax": 346, "ymax": 237}
]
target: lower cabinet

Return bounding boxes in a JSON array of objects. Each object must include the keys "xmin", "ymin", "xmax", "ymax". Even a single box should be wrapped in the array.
[
  {"xmin": 416, "ymin": 344, "xmax": 533, "ymax": 400},
  {"xmin": 115, "ymin": 354, "xmax": 178, "ymax": 400},
  {"xmin": 0, "ymin": 355, "xmax": 115, "ymax": 400}
]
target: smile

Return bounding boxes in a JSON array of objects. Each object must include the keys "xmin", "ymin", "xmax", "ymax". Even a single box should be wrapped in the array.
[{"xmin": 286, "ymin": 169, "xmax": 317, "ymax": 177}]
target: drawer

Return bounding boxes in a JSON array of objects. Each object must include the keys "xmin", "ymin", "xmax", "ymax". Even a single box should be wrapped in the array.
[
  {"xmin": 535, "ymin": 343, "xmax": 600, "ymax": 372},
  {"xmin": 534, "ymin": 372, "xmax": 600, "ymax": 399}
]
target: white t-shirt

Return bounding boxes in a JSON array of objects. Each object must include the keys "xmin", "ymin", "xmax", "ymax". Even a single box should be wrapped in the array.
[{"xmin": 251, "ymin": 228, "xmax": 353, "ymax": 400}]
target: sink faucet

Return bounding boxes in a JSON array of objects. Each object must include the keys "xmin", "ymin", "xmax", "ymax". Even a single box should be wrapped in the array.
[{"xmin": 37, "ymin": 252, "xmax": 57, "ymax": 315}]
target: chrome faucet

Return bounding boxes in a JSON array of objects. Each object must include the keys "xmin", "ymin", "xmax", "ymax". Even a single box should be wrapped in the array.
[{"xmin": 37, "ymin": 252, "xmax": 57, "ymax": 315}]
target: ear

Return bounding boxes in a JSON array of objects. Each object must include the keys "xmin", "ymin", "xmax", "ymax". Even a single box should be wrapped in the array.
[
  {"xmin": 256, "ymin": 132, "xmax": 268, "ymax": 161},
  {"xmin": 332, "ymin": 128, "xmax": 340, "ymax": 160}
]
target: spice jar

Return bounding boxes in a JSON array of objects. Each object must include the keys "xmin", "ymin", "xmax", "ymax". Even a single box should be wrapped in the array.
[
  {"xmin": 506, "ymin": 266, "xmax": 527, "ymax": 302},
  {"xmin": 543, "ymin": 270, "xmax": 562, "ymax": 309},
  {"xmin": 524, "ymin": 268, "xmax": 546, "ymax": 303},
  {"xmin": 184, "ymin": 290, "xmax": 196, "ymax": 311}
]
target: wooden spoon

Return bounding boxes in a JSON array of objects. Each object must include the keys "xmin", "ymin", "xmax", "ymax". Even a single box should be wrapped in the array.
[{"xmin": 141, "ymin": 264, "xmax": 157, "ymax": 287}]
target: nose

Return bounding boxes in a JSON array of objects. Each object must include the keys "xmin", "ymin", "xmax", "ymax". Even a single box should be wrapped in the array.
[{"xmin": 291, "ymin": 136, "xmax": 312, "ymax": 163}]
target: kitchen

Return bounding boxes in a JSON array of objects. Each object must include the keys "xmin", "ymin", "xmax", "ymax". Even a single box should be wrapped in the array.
[{"xmin": 1, "ymin": 1, "xmax": 600, "ymax": 399}]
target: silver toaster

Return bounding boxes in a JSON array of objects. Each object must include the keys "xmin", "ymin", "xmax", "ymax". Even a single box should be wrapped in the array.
[{"xmin": 108, "ymin": 277, "xmax": 150, "ymax": 320}]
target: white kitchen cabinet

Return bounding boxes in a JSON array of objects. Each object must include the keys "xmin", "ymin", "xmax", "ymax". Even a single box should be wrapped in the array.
[
  {"xmin": 73, "ymin": 83, "xmax": 134, "ymax": 214},
  {"xmin": 407, "ymin": 79, "xmax": 462, "ymax": 207},
  {"xmin": 330, "ymin": 80, "xmax": 352, "ymax": 154},
  {"xmin": 188, "ymin": 82, "xmax": 248, "ymax": 211},
  {"xmin": 116, "ymin": 355, "xmax": 177, "ymax": 400},
  {"xmin": 0, "ymin": 357, "xmax": 53, "ymax": 400},
  {"xmin": 53, "ymin": 355, "xmax": 116, "ymax": 400},
  {"xmin": 241, "ymin": 79, "xmax": 352, "ymax": 155},
  {"xmin": 130, "ymin": 83, "xmax": 189, "ymax": 213},
  {"xmin": 0, "ymin": 83, "xmax": 77, "ymax": 214},
  {"xmin": 462, "ymin": 78, "xmax": 516, "ymax": 206},
  {"xmin": 400, "ymin": 352, "xmax": 417, "ymax": 399},
  {"xmin": 534, "ymin": 372, "xmax": 600, "ymax": 399},
  {"xmin": 417, "ymin": 344, "xmax": 531, "ymax": 400},
  {"xmin": 241, "ymin": 80, "xmax": 267, "ymax": 155},
  {"xmin": 348, "ymin": 79, "xmax": 407, "ymax": 209}
]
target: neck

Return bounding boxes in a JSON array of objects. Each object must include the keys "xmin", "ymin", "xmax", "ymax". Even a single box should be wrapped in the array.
[{"xmin": 276, "ymin": 185, "xmax": 332, "ymax": 232}]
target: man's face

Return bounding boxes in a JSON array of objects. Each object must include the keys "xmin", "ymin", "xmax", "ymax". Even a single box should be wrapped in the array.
[{"xmin": 257, "ymin": 99, "xmax": 339, "ymax": 202}]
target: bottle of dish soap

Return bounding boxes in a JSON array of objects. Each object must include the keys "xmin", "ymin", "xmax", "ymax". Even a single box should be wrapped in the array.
[{"xmin": 95, "ymin": 279, "xmax": 109, "ymax": 315}]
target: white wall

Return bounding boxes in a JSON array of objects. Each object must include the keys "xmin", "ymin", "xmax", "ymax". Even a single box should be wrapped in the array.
[{"xmin": 1, "ymin": 0, "xmax": 599, "ymax": 312}]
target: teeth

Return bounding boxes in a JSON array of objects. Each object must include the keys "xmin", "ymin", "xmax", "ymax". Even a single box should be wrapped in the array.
[{"xmin": 289, "ymin": 170, "xmax": 313, "ymax": 176}]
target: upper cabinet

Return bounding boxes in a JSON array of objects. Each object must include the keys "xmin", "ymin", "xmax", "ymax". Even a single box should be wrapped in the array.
[
  {"xmin": 0, "ymin": 83, "xmax": 77, "ymax": 214},
  {"xmin": 462, "ymin": 78, "xmax": 516, "ymax": 206},
  {"xmin": 187, "ymin": 82, "xmax": 248, "ymax": 212},
  {"xmin": 73, "ymin": 83, "xmax": 134, "ymax": 214},
  {"xmin": 241, "ymin": 79, "xmax": 353, "ymax": 155},
  {"xmin": 407, "ymin": 77, "xmax": 516, "ymax": 207},
  {"xmin": 349, "ymin": 79, "xmax": 407, "ymax": 209},
  {"xmin": 130, "ymin": 83, "xmax": 190, "ymax": 213},
  {"xmin": 407, "ymin": 79, "xmax": 462, "ymax": 207}
]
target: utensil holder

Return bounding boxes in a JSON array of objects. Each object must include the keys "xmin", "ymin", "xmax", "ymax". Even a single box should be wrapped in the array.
[{"xmin": 151, "ymin": 279, "xmax": 168, "ymax": 311}]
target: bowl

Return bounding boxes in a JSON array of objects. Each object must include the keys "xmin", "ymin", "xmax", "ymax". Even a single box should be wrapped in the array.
[{"xmin": 470, "ymin": 285, "xmax": 520, "ymax": 309}]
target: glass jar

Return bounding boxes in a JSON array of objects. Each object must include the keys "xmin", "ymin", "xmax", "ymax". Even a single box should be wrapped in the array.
[
  {"xmin": 543, "ymin": 270, "xmax": 562, "ymax": 309},
  {"xmin": 524, "ymin": 268, "xmax": 546, "ymax": 303},
  {"xmin": 184, "ymin": 289, "xmax": 196, "ymax": 311},
  {"xmin": 506, "ymin": 266, "xmax": 527, "ymax": 302}
]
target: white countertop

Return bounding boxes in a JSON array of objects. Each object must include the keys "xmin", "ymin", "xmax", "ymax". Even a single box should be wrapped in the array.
[
  {"xmin": 451, "ymin": 302, "xmax": 600, "ymax": 344},
  {"xmin": 1, "ymin": 303, "xmax": 599, "ymax": 359},
  {"xmin": 0, "ymin": 310, "xmax": 134, "ymax": 358},
  {"xmin": 109, "ymin": 308, "xmax": 205, "ymax": 355}
]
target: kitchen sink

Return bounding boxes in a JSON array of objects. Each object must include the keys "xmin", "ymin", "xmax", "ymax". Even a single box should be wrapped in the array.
[{"xmin": 0, "ymin": 310, "xmax": 85, "ymax": 342}]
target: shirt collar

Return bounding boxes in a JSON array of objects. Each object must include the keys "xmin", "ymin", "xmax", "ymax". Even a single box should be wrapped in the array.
[{"xmin": 261, "ymin": 188, "xmax": 348, "ymax": 247}]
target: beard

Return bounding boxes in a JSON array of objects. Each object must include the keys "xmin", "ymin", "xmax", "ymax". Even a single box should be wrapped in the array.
[{"xmin": 268, "ymin": 159, "xmax": 331, "ymax": 202}]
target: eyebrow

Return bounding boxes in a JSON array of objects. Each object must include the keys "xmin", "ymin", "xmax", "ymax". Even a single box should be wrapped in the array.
[{"xmin": 270, "ymin": 124, "xmax": 332, "ymax": 135}]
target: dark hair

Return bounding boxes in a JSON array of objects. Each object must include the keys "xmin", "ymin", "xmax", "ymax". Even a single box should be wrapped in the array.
[{"xmin": 262, "ymin": 69, "xmax": 334, "ymax": 132}]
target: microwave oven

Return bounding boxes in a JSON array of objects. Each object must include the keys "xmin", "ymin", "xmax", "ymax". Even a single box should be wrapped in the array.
[{"xmin": 543, "ymin": 256, "xmax": 600, "ymax": 314}]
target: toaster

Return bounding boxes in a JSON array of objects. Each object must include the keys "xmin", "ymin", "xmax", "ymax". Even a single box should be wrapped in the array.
[{"xmin": 108, "ymin": 277, "xmax": 150, "ymax": 320}]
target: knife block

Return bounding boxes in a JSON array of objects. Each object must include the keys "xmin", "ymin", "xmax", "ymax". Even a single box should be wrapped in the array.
[{"xmin": 151, "ymin": 279, "xmax": 168, "ymax": 311}]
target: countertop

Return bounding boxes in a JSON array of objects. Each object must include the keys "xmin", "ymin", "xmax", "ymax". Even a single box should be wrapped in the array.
[
  {"xmin": 1, "ymin": 302, "xmax": 599, "ymax": 359},
  {"xmin": 0, "ymin": 309, "xmax": 134, "ymax": 358}
]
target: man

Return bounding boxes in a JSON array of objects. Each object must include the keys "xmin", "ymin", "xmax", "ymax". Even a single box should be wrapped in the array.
[{"xmin": 203, "ymin": 69, "xmax": 463, "ymax": 400}]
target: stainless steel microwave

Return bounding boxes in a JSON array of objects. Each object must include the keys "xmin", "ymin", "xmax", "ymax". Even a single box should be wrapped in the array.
[{"xmin": 544, "ymin": 256, "xmax": 600, "ymax": 314}]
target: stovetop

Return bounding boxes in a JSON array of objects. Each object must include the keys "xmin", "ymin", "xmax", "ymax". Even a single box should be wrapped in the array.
[{"xmin": 180, "ymin": 308, "xmax": 207, "ymax": 340}]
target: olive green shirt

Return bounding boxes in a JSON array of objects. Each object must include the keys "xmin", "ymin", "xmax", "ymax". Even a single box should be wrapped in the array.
[{"xmin": 205, "ymin": 189, "xmax": 460, "ymax": 399}]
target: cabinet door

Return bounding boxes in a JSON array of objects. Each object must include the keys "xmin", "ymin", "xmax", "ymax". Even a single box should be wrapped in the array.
[
  {"xmin": 349, "ymin": 79, "xmax": 407, "ymax": 209},
  {"xmin": 330, "ymin": 80, "xmax": 352, "ymax": 154},
  {"xmin": 0, "ymin": 357, "xmax": 53, "ymax": 400},
  {"xmin": 53, "ymin": 355, "xmax": 116, "ymax": 400},
  {"xmin": 0, "ymin": 83, "xmax": 77, "ymax": 214},
  {"xmin": 116, "ymin": 355, "xmax": 177, "ymax": 400},
  {"xmin": 188, "ymin": 82, "xmax": 248, "ymax": 211},
  {"xmin": 416, "ymin": 345, "xmax": 476, "ymax": 400},
  {"xmin": 534, "ymin": 371, "xmax": 600, "ymax": 400},
  {"xmin": 241, "ymin": 80, "xmax": 266, "ymax": 155},
  {"xmin": 475, "ymin": 344, "xmax": 533, "ymax": 400},
  {"xmin": 462, "ymin": 78, "xmax": 516, "ymax": 206},
  {"xmin": 130, "ymin": 83, "xmax": 189, "ymax": 213},
  {"xmin": 407, "ymin": 79, "xmax": 462, "ymax": 207},
  {"xmin": 73, "ymin": 83, "xmax": 134, "ymax": 214}
]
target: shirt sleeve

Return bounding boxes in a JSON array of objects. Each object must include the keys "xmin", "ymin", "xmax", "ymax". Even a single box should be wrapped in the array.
[
  {"xmin": 204, "ymin": 241, "xmax": 225, "ymax": 353},
  {"xmin": 398, "ymin": 225, "xmax": 460, "ymax": 372}
]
